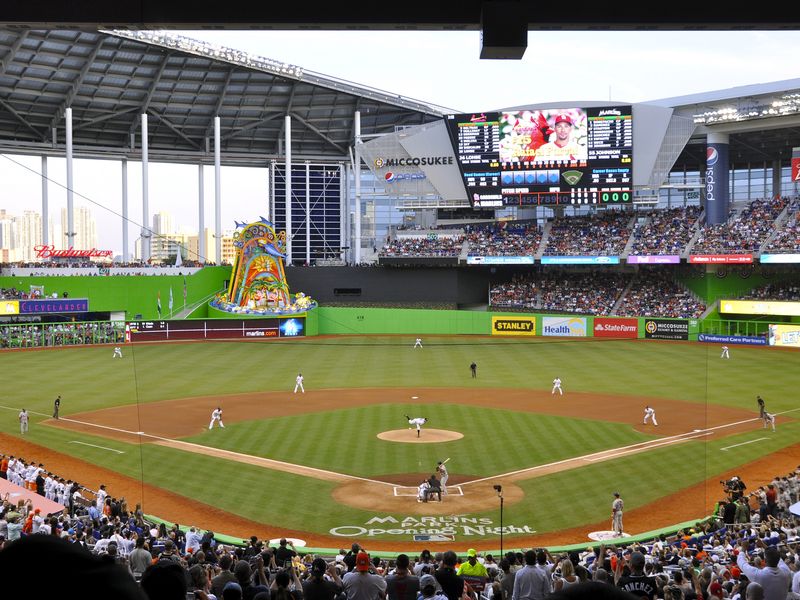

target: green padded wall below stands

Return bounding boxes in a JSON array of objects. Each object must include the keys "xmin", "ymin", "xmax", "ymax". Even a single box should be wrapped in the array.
[
  {"xmin": 0, "ymin": 267, "xmax": 230, "ymax": 320},
  {"xmin": 315, "ymin": 307, "xmax": 700, "ymax": 339},
  {"xmin": 316, "ymin": 306, "xmax": 508, "ymax": 335},
  {"xmin": 677, "ymin": 268, "xmax": 769, "ymax": 304}
]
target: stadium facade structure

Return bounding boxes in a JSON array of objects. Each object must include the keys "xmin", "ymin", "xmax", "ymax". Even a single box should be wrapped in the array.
[{"xmin": 1, "ymin": 29, "xmax": 799, "ymax": 266}]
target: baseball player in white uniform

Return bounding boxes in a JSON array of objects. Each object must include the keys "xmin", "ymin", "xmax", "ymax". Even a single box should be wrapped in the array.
[
  {"xmin": 720, "ymin": 345, "xmax": 730, "ymax": 359},
  {"xmin": 643, "ymin": 405, "xmax": 658, "ymax": 426},
  {"xmin": 208, "ymin": 407, "xmax": 225, "ymax": 429},
  {"xmin": 113, "ymin": 346, "xmax": 123, "ymax": 358},
  {"xmin": 96, "ymin": 484, "xmax": 108, "ymax": 510},
  {"xmin": 405, "ymin": 415, "xmax": 427, "ymax": 437},
  {"xmin": 414, "ymin": 337, "xmax": 423, "ymax": 348},
  {"xmin": 763, "ymin": 411, "xmax": 776, "ymax": 431},
  {"xmin": 552, "ymin": 377, "xmax": 563, "ymax": 395},
  {"xmin": 294, "ymin": 373, "xmax": 305, "ymax": 393}
]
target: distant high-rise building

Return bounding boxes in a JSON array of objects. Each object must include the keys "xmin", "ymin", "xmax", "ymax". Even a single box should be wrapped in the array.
[
  {"xmin": 14, "ymin": 211, "xmax": 43, "ymax": 261},
  {"xmin": 60, "ymin": 206, "xmax": 97, "ymax": 250},
  {"xmin": 152, "ymin": 211, "xmax": 174, "ymax": 237}
]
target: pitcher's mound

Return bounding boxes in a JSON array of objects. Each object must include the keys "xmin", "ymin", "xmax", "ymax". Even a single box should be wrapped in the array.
[{"xmin": 378, "ymin": 429, "xmax": 463, "ymax": 443}]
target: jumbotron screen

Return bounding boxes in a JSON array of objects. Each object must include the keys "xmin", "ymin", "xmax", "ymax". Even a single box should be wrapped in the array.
[{"xmin": 444, "ymin": 106, "xmax": 632, "ymax": 208}]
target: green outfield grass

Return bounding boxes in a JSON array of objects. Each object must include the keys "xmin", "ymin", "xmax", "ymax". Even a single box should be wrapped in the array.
[{"xmin": 1, "ymin": 336, "xmax": 798, "ymax": 548}]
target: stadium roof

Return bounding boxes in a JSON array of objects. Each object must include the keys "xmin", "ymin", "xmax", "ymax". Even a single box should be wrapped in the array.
[
  {"xmin": 1, "ymin": 26, "xmax": 800, "ymax": 175},
  {"xmin": 0, "ymin": 29, "xmax": 447, "ymax": 165},
  {"xmin": 2, "ymin": 3, "xmax": 799, "ymax": 31}
]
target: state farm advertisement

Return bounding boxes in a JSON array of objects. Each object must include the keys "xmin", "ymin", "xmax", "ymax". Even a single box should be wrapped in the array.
[{"xmin": 593, "ymin": 317, "xmax": 638, "ymax": 338}]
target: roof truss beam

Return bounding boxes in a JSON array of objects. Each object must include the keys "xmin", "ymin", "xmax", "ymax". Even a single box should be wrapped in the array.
[
  {"xmin": 148, "ymin": 109, "xmax": 202, "ymax": 150},
  {"xmin": 289, "ymin": 111, "xmax": 347, "ymax": 154},
  {"xmin": 128, "ymin": 50, "xmax": 171, "ymax": 137},
  {"xmin": 49, "ymin": 37, "xmax": 106, "ymax": 130},
  {"xmin": 0, "ymin": 97, "xmax": 46, "ymax": 141},
  {"xmin": 204, "ymin": 67, "xmax": 233, "ymax": 138}
]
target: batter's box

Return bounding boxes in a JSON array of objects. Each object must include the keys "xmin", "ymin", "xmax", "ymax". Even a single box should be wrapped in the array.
[{"xmin": 393, "ymin": 485, "xmax": 464, "ymax": 497}]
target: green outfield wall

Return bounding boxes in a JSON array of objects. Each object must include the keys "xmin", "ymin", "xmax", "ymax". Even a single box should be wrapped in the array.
[
  {"xmin": 0, "ymin": 267, "xmax": 230, "ymax": 320},
  {"xmin": 316, "ymin": 307, "xmax": 699, "ymax": 340}
]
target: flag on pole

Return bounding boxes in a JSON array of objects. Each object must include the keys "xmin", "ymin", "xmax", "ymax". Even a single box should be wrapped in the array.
[
  {"xmin": 157, "ymin": 290, "xmax": 162, "ymax": 317},
  {"xmin": 183, "ymin": 276, "xmax": 187, "ymax": 306},
  {"xmin": 169, "ymin": 287, "xmax": 174, "ymax": 313}
]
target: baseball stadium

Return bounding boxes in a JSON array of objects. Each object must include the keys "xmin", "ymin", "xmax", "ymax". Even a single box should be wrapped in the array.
[{"xmin": 1, "ymin": 12, "xmax": 800, "ymax": 600}]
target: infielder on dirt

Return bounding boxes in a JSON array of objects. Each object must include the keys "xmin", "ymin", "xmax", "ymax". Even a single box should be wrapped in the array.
[
  {"xmin": 552, "ymin": 377, "xmax": 562, "ymax": 395},
  {"xmin": 209, "ymin": 407, "xmax": 225, "ymax": 429},
  {"xmin": 294, "ymin": 373, "xmax": 305, "ymax": 393},
  {"xmin": 643, "ymin": 405, "xmax": 658, "ymax": 426}
]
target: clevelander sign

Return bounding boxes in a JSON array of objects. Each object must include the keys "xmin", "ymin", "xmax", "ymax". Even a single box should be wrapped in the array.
[
  {"xmin": 492, "ymin": 317, "xmax": 535, "ymax": 336},
  {"xmin": 542, "ymin": 316, "xmax": 587, "ymax": 337},
  {"xmin": 593, "ymin": 317, "xmax": 638, "ymax": 338}
]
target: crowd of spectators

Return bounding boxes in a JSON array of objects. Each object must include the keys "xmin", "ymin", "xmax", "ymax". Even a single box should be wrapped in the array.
[
  {"xmin": 538, "ymin": 272, "xmax": 630, "ymax": 316},
  {"xmin": 764, "ymin": 200, "xmax": 800, "ymax": 253},
  {"xmin": 740, "ymin": 281, "xmax": 800, "ymax": 302},
  {"xmin": 2, "ymin": 452, "xmax": 800, "ymax": 600},
  {"xmin": 692, "ymin": 197, "xmax": 791, "ymax": 255},
  {"xmin": 629, "ymin": 206, "xmax": 703, "ymax": 256},
  {"xmin": 489, "ymin": 270, "xmax": 703, "ymax": 318},
  {"xmin": 616, "ymin": 270, "xmax": 706, "ymax": 319},
  {"xmin": 0, "ymin": 321, "xmax": 126, "ymax": 349},
  {"xmin": 0, "ymin": 285, "xmax": 54, "ymax": 300},
  {"xmin": 379, "ymin": 236, "xmax": 465, "ymax": 258},
  {"xmin": 543, "ymin": 211, "xmax": 633, "ymax": 256},
  {"xmin": 465, "ymin": 222, "xmax": 542, "ymax": 257}
]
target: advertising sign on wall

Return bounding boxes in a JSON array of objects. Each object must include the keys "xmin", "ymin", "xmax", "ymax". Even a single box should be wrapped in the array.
[
  {"xmin": 593, "ymin": 317, "xmax": 638, "ymax": 338},
  {"xmin": 467, "ymin": 256, "xmax": 535, "ymax": 265},
  {"xmin": 720, "ymin": 300, "xmax": 800, "ymax": 317},
  {"xmin": 625, "ymin": 255, "xmax": 680, "ymax": 264},
  {"xmin": 643, "ymin": 319, "xmax": 688, "ymax": 340},
  {"xmin": 2, "ymin": 300, "xmax": 19, "ymax": 315},
  {"xmin": 491, "ymin": 316, "xmax": 536, "ymax": 336},
  {"xmin": 689, "ymin": 254, "xmax": 752, "ymax": 264},
  {"xmin": 542, "ymin": 316, "xmax": 587, "ymax": 337},
  {"xmin": 768, "ymin": 324, "xmax": 800, "ymax": 347},
  {"xmin": 760, "ymin": 254, "xmax": 800, "ymax": 264},
  {"xmin": 698, "ymin": 333, "xmax": 767, "ymax": 346},
  {"xmin": 19, "ymin": 299, "xmax": 89, "ymax": 314},
  {"xmin": 541, "ymin": 256, "xmax": 620, "ymax": 265}
]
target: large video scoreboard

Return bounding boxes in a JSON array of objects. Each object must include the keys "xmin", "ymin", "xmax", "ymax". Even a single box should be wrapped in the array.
[{"xmin": 445, "ymin": 106, "xmax": 632, "ymax": 208}]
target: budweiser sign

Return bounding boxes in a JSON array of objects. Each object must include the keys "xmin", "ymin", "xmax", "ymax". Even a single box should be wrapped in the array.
[{"xmin": 33, "ymin": 245, "xmax": 113, "ymax": 259}]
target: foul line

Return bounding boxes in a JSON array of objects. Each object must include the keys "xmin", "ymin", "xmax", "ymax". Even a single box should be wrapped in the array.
[
  {"xmin": 33, "ymin": 413, "xmax": 395, "ymax": 488},
  {"xmin": 721, "ymin": 438, "xmax": 769, "ymax": 451},
  {"xmin": 68, "ymin": 440, "xmax": 124, "ymax": 454},
  {"xmin": 4, "ymin": 405, "xmax": 800, "ymax": 490},
  {"xmin": 461, "ymin": 408, "xmax": 800, "ymax": 488}
]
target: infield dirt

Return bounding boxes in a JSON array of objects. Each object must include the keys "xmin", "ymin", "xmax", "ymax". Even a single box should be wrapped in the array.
[{"xmin": 4, "ymin": 386, "xmax": 796, "ymax": 551}]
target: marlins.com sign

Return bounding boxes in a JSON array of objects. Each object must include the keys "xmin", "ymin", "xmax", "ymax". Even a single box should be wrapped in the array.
[{"xmin": 492, "ymin": 317, "xmax": 535, "ymax": 336}]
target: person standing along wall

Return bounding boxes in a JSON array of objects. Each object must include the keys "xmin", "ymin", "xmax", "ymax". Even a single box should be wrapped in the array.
[{"xmin": 612, "ymin": 492, "xmax": 624, "ymax": 537}]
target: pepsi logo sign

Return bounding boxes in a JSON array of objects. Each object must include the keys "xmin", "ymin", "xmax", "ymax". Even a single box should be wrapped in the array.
[{"xmin": 707, "ymin": 147, "xmax": 718, "ymax": 166}]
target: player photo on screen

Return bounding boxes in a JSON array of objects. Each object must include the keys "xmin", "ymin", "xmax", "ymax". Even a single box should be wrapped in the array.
[{"xmin": 499, "ymin": 109, "xmax": 588, "ymax": 166}]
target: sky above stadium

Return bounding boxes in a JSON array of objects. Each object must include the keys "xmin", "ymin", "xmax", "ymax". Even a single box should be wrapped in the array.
[{"xmin": 2, "ymin": 29, "xmax": 800, "ymax": 256}]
